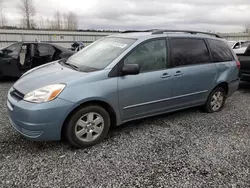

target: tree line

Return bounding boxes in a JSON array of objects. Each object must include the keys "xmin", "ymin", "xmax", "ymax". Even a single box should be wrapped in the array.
[{"xmin": 0, "ymin": 0, "xmax": 78, "ymax": 30}]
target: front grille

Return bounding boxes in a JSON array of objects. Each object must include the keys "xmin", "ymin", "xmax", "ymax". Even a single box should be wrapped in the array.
[{"xmin": 10, "ymin": 89, "xmax": 24, "ymax": 100}]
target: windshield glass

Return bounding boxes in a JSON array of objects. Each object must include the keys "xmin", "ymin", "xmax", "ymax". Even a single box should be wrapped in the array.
[{"xmin": 66, "ymin": 37, "xmax": 136, "ymax": 70}]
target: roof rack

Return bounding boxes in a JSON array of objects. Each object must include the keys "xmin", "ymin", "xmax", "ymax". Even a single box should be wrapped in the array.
[
  {"xmin": 121, "ymin": 29, "xmax": 158, "ymax": 33},
  {"xmin": 151, "ymin": 30, "xmax": 223, "ymax": 38}
]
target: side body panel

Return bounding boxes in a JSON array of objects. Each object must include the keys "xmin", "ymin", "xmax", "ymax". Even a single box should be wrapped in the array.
[
  {"xmin": 170, "ymin": 64, "xmax": 217, "ymax": 108},
  {"xmin": 117, "ymin": 69, "xmax": 174, "ymax": 121}
]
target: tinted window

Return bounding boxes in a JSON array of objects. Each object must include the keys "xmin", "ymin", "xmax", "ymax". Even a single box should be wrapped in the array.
[
  {"xmin": 207, "ymin": 39, "xmax": 233, "ymax": 62},
  {"xmin": 171, "ymin": 38, "xmax": 210, "ymax": 67},
  {"xmin": 124, "ymin": 39, "xmax": 167, "ymax": 72},
  {"xmin": 3, "ymin": 43, "xmax": 22, "ymax": 57},
  {"xmin": 37, "ymin": 44, "xmax": 55, "ymax": 56}
]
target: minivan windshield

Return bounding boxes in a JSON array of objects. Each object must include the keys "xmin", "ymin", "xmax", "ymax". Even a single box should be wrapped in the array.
[{"xmin": 66, "ymin": 37, "xmax": 136, "ymax": 71}]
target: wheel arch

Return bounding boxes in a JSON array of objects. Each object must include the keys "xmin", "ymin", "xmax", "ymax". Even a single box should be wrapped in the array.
[
  {"xmin": 61, "ymin": 99, "xmax": 118, "ymax": 138},
  {"xmin": 214, "ymin": 81, "xmax": 229, "ymax": 95}
]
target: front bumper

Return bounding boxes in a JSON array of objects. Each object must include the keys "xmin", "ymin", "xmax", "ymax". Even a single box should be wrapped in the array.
[
  {"xmin": 7, "ymin": 88, "xmax": 74, "ymax": 141},
  {"xmin": 227, "ymin": 79, "xmax": 240, "ymax": 98}
]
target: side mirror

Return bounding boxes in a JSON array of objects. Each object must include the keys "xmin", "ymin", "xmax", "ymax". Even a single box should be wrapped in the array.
[{"xmin": 122, "ymin": 64, "xmax": 140, "ymax": 75}]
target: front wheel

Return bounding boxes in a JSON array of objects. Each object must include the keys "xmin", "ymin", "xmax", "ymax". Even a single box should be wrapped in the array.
[
  {"xmin": 204, "ymin": 87, "xmax": 226, "ymax": 113},
  {"xmin": 64, "ymin": 105, "xmax": 111, "ymax": 148}
]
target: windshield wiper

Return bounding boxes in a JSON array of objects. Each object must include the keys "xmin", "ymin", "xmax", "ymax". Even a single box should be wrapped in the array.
[{"xmin": 60, "ymin": 60, "xmax": 79, "ymax": 71}]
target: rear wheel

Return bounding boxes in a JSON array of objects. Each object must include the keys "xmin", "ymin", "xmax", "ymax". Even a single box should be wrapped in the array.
[
  {"xmin": 204, "ymin": 87, "xmax": 226, "ymax": 113},
  {"xmin": 64, "ymin": 105, "xmax": 110, "ymax": 148}
]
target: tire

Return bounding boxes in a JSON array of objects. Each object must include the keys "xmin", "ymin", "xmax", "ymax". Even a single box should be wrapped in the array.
[
  {"xmin": 203, "ymin": 87, "xmax": 226, "ymax": 113},
  {"xmin": 64, "ymin": 105, "xmax": 111, "ymax": 148}
]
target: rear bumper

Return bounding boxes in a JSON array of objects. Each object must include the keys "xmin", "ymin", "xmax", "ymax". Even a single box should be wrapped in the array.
[{"xmin": 227, "ymin": 79, "xmax": 240, "ymax": 98}]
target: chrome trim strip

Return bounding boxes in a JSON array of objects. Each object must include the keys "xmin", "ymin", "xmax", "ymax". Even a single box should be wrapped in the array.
[{"xmin": 123, "ymin": 90, "xmax": 208, "ymax": 110}]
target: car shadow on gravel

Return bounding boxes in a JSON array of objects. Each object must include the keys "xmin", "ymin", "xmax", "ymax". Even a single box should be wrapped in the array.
[
  {"xmin": 0, "ymin": 135, "xmax": 64, "ymax": 154},
  {"xmin": 0, "ymin": 77, "xmax": 18, "ymax": 83},
  {"xmin": 109, "ymin": 107, "xmax": 198, "ymax": 136}
]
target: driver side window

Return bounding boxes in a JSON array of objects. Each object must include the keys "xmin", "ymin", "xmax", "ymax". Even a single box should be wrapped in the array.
[{"xmin": 124, "ymin": 39, "xmax": 167, "ymax": 73}]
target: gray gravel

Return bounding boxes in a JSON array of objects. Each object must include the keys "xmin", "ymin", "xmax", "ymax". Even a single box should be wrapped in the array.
[{"xmin": 1, "ymin": 79, "xmax": 250, "ymax": 188}]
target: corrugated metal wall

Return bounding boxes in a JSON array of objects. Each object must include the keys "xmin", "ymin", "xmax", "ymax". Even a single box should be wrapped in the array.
[
  {"xmin": 220, "ymin": 33, "xmax": 250, "ymax": 41},
  {"xmin": 0, "ymin": 29, "xmax": 116, "ymax": 48},
  {"xmin": 1, "ymin": 29, "xmax": 250, "ymax": 48}
]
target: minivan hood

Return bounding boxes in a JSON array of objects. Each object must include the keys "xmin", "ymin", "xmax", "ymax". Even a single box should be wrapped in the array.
[{"xmin": 13, "ymin": 62, "xmax": 87, "ymax": 94}]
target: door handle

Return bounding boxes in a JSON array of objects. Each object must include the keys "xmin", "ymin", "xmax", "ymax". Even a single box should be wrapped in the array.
[
  {"xmin": 174, "ymin": 71, "xmax": 183, "ymax": 77},
  {"xmin": 161, "ymin": 73, "xmax": 171, "ymax": 78}
]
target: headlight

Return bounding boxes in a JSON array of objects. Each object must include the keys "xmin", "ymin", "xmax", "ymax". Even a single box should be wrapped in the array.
[{"xmin": 24, "ymin": 84, "xmax": 66, "ymax": 103}]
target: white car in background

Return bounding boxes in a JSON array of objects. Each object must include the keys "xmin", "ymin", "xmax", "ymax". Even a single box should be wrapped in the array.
[
  {"xmin": 227, "ymin": 40, "xmax": 237, "ymax": 48},
  {"xmin": 227, "ymin": 40, "xmax": 250, "ymax": 54}
]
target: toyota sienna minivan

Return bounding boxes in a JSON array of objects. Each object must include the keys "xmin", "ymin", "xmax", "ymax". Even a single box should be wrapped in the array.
[{"xmin": 7, "ymin": 30, "xmax": 240, "ymax": 148}]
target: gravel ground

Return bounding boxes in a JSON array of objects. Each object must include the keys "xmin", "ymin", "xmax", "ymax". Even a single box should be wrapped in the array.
[{"xmin": 0, "ymin": 79, "xmax": 250, "ymax": 188}]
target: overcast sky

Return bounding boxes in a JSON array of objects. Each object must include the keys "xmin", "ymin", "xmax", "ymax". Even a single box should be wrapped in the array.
[{"xmin": 4, "ymin": 0, "xmax": 250, "ymax": 32}]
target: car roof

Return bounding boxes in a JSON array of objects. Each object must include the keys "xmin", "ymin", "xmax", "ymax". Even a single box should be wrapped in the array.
[
  {"xmin": 19, "ymin": 42, "xmax": 70, "ymax": 50},
  {"xmin": 109, "ymin": 31, "xmax": 225, "ymax": 41},
  {"xmin": 22, "ymin": 42, "xmax": 51, "ymax": 45}
]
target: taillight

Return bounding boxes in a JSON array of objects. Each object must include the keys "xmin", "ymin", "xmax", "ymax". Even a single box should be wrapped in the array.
[{"xmin": 236, "ymin": 61, "xmax": 241, "ymax": 69}]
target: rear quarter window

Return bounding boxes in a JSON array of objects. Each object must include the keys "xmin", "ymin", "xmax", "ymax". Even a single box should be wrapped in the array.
[
  {"xmin": 207, "ymin": 39, "xmax": 234, "ymax": 62},
  {"xmin": 37, "ymin": 44, "xmax": 55, "ymax": 56}
]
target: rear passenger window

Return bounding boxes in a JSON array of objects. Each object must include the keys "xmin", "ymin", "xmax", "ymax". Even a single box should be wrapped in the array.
[
  {"xmin": 207, "ymin": 39, "xmax": 233, "ymax": 62},
  {"xmin": 37, "ymin": 44, "xmax": 55, "ymax": 56},
  {"xmin": 171, "ymin": 38, "xmax": 210, "ymax": 67}
]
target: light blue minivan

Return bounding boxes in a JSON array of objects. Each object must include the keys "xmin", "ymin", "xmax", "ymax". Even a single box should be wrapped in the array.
[{"xmin": 7, "ymin": 30, "xmax": 240, "ymax": 148}]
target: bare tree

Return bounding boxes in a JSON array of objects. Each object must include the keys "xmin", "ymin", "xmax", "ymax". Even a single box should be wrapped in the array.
[
  {"xmin": 38, "ymin": 16, "xmax": 45, "ymax": 29},
  {"xmin": 65, "ymin": 12, "xmax": 78, "ymax": 30},
  {"xmin": 46, "ymin": 17, "xmax": 52, "ymax": 29},
  {"xmin": 62, "ymin": 13, "xmax": 68, "ymax": 30},
  {"xmin": 71, "ymin": 12, "xmax": 78, "ymax": 30},
  {"xmin": 245, "ymin": 24, "xmax": 250, "ymax": 33},
  {"xmin": 55, "ymin": 11, "xmax": 61, "ymax": 29},
  {"xmin": 46, "ymin": 17, "xmax": 56, "ymax": 29},
  {"xmin": 0, "ymin": 0, "xmax": 7, "ymax": 26},
  {"xmin": 19, "ymin": 0, "xmax": 35, "ymax": 29}
]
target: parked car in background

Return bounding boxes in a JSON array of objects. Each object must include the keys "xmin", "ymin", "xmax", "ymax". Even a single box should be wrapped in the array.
[
  {"xmin": 229, "ymin": 40, "xmax": 250, "ymax": 54},
  {"xmin": 227, "ymin": 40, "xmax": 237, "ymax": 48},
  {"xmin": 0, "ymin": 42, "xmax": 74, "ymax": 78},
  {"xmin": 7, "ymin": 30, "xmax": 240, "ymax": 148},
  {"xmin": 234, "ymin": 43, "xmax": 250, "ymax": 82},
  {"xmin": 71, "ymin": 41, "xmax": 85, "ymax": 52}
]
